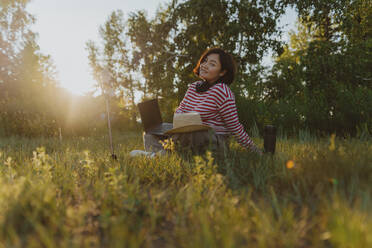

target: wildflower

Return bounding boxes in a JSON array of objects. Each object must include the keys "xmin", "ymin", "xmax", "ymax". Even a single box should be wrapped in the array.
[
  {"xmin": 329, "ymin": 134, "xmax": 336, "ymax": 151},
  {"xmin": 321, "ymin": 232, "xmax": 331, "ymax": 240},
  {"xmin": 286, "ymin": 160, "xmax": 295, "ymax": 169},
  {"xmin": 328, "ymin": 178, "xmax": 338, "ymax": 185},
  {"xmin": 159, "ymin": 138, "xmax": 175, "ymax": 151},
  {"xmin": 5, "ymin": 157, "xmax": 13, "ymax": 167}
]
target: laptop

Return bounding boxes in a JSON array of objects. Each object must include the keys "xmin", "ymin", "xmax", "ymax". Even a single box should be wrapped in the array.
[{"xmin": 137, "ymin": 98, "xmax": 173, "ymax": 136}]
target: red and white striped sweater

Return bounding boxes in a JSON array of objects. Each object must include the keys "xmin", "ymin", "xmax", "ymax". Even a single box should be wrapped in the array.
[{"xmin": 175, "ymin": 81, "xmax": 260, "ymax": 152}]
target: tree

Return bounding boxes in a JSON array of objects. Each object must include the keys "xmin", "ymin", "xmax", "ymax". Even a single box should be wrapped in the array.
[
  {"xmin": 87, "ymin": 0, "xmax": 371, "ymax": 135},
  {"xmin": 265, "ymin": 0, "xmax": 372, "ymax": 135},
  {"xmin": 0, "ymin": 1, "xmax": 63, "ymax": 136},
  {"xmin": 0, "ymin": 0, "xmax": 34, "ymax": 85},
  {"xmin": 86, "ymin": 10, "xmax": 139, "ymax": 127},
  {"xmin": 90, "ymin": 0, "xmax": 288, "ymax": 122}
]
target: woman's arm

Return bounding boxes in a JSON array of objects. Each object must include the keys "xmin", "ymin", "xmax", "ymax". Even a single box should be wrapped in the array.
[
  {"xmin": 175, "ymin": 83, "xmax": 195, "ymax": 113},
  {"xmin": 175, "ymin": 98, "xmax": 187, "ymax": 113},
  {"xmin": 219, "ymin": 98, "xmax": 262, "ymax": 154}
]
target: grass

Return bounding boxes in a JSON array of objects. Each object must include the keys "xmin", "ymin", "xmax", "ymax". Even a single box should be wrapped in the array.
[{"xmin": 0, "ymin": 132, "xmax": 371, "ymax": 247}]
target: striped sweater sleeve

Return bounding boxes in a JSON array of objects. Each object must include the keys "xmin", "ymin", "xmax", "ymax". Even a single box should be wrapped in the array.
[
  {"xmin": 219, "ymin": 98, "xmax": 261, "ymax": 153},
  {"xmin": 175, "ymin": 85, "xmax": 193, "ymax": 114}
]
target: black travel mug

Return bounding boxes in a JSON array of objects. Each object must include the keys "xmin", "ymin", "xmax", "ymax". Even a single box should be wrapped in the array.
[{"xmin": 264, "ymin": 125, "xmax": 276, "ymax": 154}]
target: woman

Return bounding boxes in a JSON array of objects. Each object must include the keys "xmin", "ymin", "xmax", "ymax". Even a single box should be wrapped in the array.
[{"xmin": 142, "ymin": 47, "xmax": 261, "ymax": 157}]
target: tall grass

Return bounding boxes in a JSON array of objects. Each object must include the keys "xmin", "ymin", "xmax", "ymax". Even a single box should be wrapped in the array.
[{"xmin": 0, "ymin": 132, "xmax": 371, "ymax": 247}]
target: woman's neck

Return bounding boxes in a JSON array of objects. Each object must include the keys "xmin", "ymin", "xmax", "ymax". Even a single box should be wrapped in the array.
[
  {"xmin": 206, "ymin": 78, "xmax": 218, "ymax": 85},
  {"xmin": 196, "ymin": 80, "xmax": 219, "ymax": 93}
]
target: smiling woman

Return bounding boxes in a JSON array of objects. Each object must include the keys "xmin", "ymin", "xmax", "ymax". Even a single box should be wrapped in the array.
[
  {"xmin": 142, "ymin": 47, "xmax": 262, "ymax": 158},
  {"xmin": 198, "ymin": 53, "xmax": 227, "ymax": 84},
  {"xmin": 174, "ymin": 47, "xmax": 262, "ymax": 154}
]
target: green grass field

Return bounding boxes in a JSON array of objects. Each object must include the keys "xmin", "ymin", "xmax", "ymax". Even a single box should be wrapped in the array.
[{"xmin": 0, "ymin": 133, "xmax": 371, "ymax": 247}]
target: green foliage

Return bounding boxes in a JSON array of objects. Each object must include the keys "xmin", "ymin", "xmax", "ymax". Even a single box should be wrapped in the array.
[
  {"xmin": 0, "ymin": 133, "xmax": 371, "ymax": 247},
  {"xmin": 263, "ymin": 0, "xmax": 372, "ymax": 135},
  {"xmin": 86, "ymin": 10, "xmax": 139, "ymax": 127},
  {"xmin": 85, "ymin": 0, "xmax": 371, "ymax": 137},
  {"xmin": 0, "ymin": 1, "xmax": 134, "ymax": 137},
  {"xmin": 0, "ymin": 0, "xmax": 56, "ymax": 136},
  {"xmin": 2, "ymin": 0, "xmax": 371, "ymax": 137},
  {"xmin": 87, "ymin": 0, "xmax": 287, "ymax": 121}
]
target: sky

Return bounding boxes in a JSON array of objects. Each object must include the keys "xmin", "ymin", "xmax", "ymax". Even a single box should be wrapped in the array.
[{"xmin": 26, "ymin": 0, "xmax": 297, "ymax": 96}]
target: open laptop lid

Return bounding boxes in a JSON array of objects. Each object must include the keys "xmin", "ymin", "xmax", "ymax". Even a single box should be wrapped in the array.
[
  {"xmin": 137, "ymin": 99, "xmax": 173, "ymax": 136},
  {"xmin": 137, "ymin": 99, "xmax": 163, "ymax": 132}
]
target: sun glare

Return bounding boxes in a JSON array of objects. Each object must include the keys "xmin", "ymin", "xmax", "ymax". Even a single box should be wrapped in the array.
[{"xmin": 61, "ymin": 80, "xmax": 96, "ymax": 96}]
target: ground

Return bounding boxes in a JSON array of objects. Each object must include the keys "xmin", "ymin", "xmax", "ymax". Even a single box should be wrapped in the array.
[{"xmin": 0, "ymin": 132, "xmax": 371, "ymax": 247}]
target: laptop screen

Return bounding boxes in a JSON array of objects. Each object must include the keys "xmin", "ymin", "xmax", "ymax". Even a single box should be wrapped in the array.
[{"xmin": 137, "ymin": 99, "xmax": 163, "ymax": 132}]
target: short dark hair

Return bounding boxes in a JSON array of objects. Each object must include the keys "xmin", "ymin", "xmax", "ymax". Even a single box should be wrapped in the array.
[{"xmin": 193, "ymin": 47, "xmax": 237, "ymax": 85}]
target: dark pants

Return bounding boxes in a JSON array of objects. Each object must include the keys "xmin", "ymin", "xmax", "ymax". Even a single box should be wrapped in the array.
[{"xmin": 143, "ymin": 129, "xmax": 230, "ymax": 158}]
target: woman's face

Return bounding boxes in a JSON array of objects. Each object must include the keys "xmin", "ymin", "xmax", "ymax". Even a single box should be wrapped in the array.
[{"xmin": 199, "ymin": 53, "xmax": 226, "ymax": 84}]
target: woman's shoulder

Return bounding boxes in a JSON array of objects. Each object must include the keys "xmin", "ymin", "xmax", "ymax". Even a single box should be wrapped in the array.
[{"xmin": 211, "ymin": 82, "xmax": 235, "ymax": 99}]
